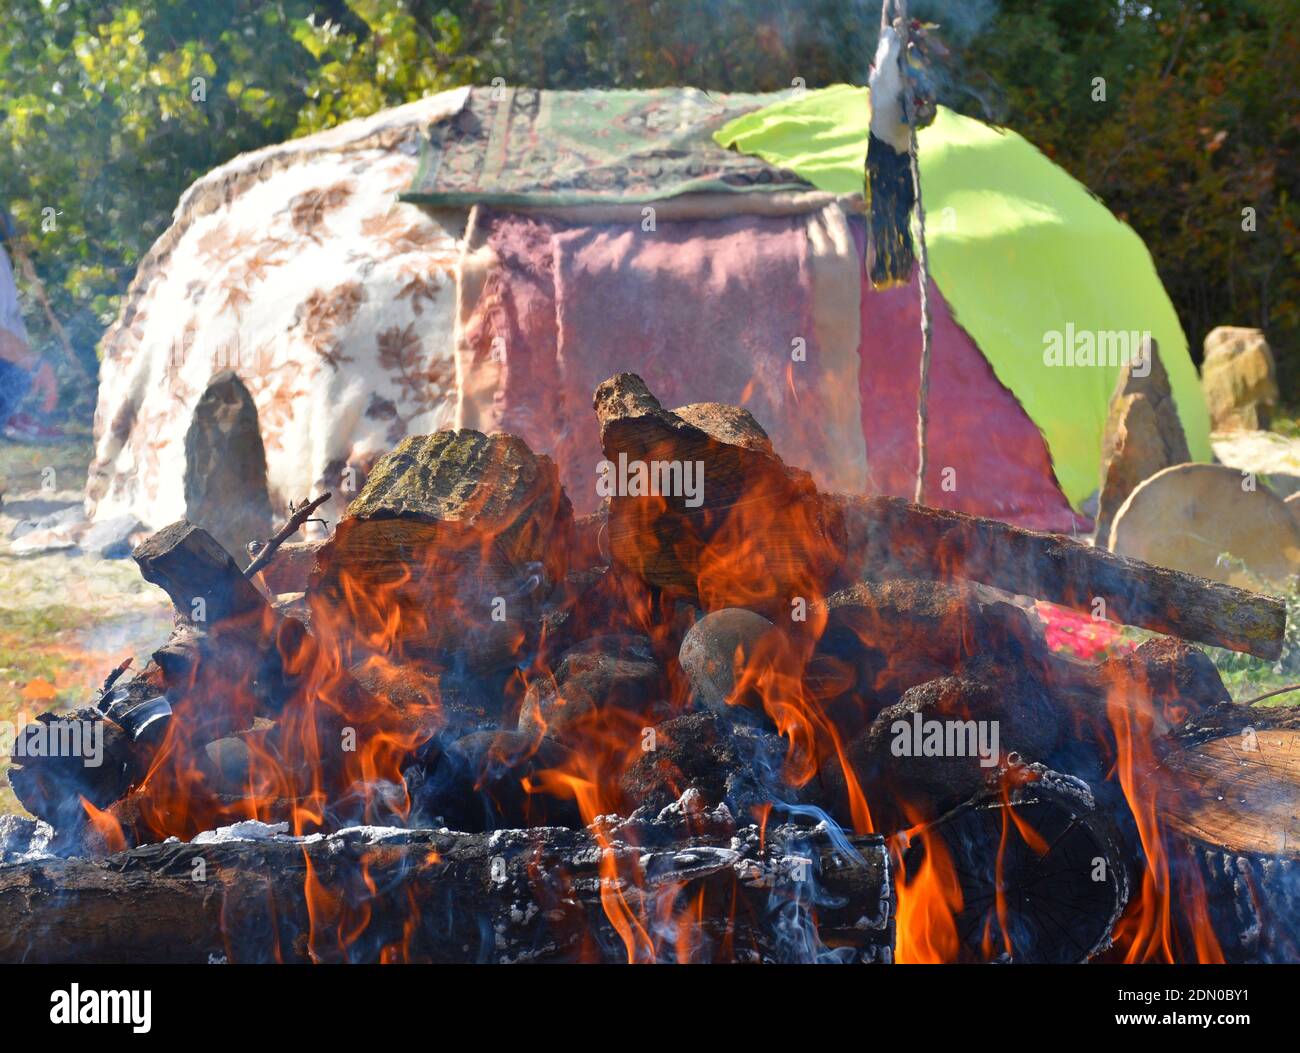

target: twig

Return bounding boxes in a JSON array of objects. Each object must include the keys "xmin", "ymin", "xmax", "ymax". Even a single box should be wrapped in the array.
[
  {"xmin": 99, "ymin": 657, "xmax": 133, "ymax": 697},
  {"xmin": 243, "ymin": 492, "xmax": 332, "ymax": 580},
  {"xmin": 9, "ymin": 238, "xmax": 92, "ymax": 385},
  {"xmin": 1239, "ymin": 682, "xmax": 1300, "ymax": 708}
]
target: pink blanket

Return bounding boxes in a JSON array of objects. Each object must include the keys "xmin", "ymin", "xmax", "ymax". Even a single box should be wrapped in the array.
[{"xmin": 462, "ymin": 208, "xmax": 865, "ymax": 513}]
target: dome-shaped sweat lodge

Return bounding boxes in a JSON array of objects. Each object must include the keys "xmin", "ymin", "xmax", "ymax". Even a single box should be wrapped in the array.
[{"xmin": 87, "ymin": 83, "xmax": 1211, "ymax": 549}]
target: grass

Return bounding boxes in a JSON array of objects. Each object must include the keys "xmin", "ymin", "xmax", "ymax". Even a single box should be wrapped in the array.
[
  {"xmin": 1205, "ymin": 559, "xmax": 1300, "ymax": 706},
  {"xmin": 0, "ymin": 430, "xmax": 93, "ymax": 498},
  {"xmin": 1271, "ymin": 410, "xmax": 1300, "ymax": 440}
]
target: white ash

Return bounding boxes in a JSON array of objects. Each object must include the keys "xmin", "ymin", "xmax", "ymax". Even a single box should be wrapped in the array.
[
  {"xmin": 191, "ymin": 820, "xmax": 292, "ymax": 844},
  {"xmin": 0, "ymin": 815, "xmax": 54, "ymax": 863}
]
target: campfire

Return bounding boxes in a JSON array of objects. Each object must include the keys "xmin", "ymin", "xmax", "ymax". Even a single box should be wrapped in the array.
[{"xmin": 3, "ymin": 373, "xmax": 1294, "ymax": 965}]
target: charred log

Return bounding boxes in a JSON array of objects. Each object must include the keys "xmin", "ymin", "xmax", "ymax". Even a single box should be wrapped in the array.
[
  {"xmin": 0, "ymin": 815, "xmax": 892, "ymax": 964},
  {"xmin": 904, "ymin": 766, "xmax": 1131, "ymax": 964}
]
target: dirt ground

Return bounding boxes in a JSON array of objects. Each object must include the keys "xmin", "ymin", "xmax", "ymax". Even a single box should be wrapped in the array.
[{"xmin": 0, "ymin": 435, "xmax": 173, "ymax": 815}]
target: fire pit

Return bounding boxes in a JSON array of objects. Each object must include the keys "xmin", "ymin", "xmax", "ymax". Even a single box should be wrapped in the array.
[{"xmin": 3, "ymin": 374, "xmax": 1293, "ymax": 964}]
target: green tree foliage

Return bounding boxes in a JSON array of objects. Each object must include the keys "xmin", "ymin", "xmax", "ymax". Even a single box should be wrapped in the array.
[
  {"xmin": 0, "ymin": 0, "xmax": 1296, "ymax": 402},
  {"xmin": 0, "ymin": 0, "xmax": 470, "ymax": 389},
  {"xmin": 945, "ymin": 0, "xmax": 1300, "ymax": 394}
]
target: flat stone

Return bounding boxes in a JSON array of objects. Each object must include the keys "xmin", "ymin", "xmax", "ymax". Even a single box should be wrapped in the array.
[{"xmin": 81, "ymin": 513, "xmax": 145, "ymax": 559}]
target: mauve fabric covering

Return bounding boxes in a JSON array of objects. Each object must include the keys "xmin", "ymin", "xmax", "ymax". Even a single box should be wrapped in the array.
[{"xmin": 461, "ymin": 206, "xmax": 867, "ymax": 514}]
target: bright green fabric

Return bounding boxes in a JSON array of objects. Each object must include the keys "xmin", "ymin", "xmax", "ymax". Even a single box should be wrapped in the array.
[{"xmin": 716, "ymin": 84, "xmax": 1212, "ymax": 510}]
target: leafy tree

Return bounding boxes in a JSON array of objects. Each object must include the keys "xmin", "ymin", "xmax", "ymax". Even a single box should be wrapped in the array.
[{"xmin": 293, "ymin": 0, "xmax": 477, "ymax": 133}]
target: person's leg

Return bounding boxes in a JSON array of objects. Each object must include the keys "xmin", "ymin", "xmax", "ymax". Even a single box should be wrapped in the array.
[{"xmin": 0, "ymin": 357, "xmax": 33, "ymax": 430}]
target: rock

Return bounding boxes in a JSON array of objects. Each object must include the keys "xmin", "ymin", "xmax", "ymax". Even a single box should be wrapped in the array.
[
  {"xmin": 1095, "ymin": 338, "xmax": 1191, "ymax": 542},
  {"xmin": 678, "ymin": 608, "xmax": 775, "ymax": 723},
  {"xmin": 8, "ymin": 501, "xmax": 83, "ymax": 542},
  {"xmin": 517, "ymin": 634, "xmax": 662, "ymax": 743},
  {"xmin": 1107, "ymin": 462, "xmax": 1300, "ymax": 590},
  {"xmin": 7, "ymin": 526, "xmax": 79, "ymax": 556},
  {"xmin": 1201, "ymin": 326, "xmax": 1279, "ymax": 431},
  {"xmin": 80, "ymin": 513, "xmax": 145, "ymax": 559},
  {"xmin": 1211, "ymin": 429, "xmax": 1300, "ymax": 499},
  {"xmin": 7, "ymin": 502, "xmax": 85, "ymax": 555},
  {"xmin": 1288, "ymin": 492, "xmax": 1300, "ymax": 530},
  {"xmin": 183, "ymin": 371, "xmax": 274, "ymax": 568}
]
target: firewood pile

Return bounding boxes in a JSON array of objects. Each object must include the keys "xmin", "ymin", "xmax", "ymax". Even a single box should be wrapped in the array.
[{"xmin": 3, "ymin": 373, "xmax": 1295, "ymax": 964}]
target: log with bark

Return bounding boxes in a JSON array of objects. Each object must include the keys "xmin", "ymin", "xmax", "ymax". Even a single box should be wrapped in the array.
[
  {"xmin": 1159, "ymin": 705, "xmax": 1300, "ymax": 962},
  {"xmin": 594, "ymin": 373, "xmax": 1284, "ymax": 658},
  {"xmin": 0, "ymin": 813, "xmax": 892, "ymax": 964},
  {"xmin": 309, "ymin": 430, "xmax": 574, "ymax": 673},
  {"xmin": 837, "ymin": 495, "xmax": 1286, "ymax": 659}
]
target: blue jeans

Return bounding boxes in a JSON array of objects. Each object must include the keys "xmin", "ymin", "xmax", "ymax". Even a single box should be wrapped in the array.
[{"xmin": 0, "ymin": 357, "xmax": 33, "ymax": 428}]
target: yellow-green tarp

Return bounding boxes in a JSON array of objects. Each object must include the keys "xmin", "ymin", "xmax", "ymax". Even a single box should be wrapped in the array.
[{"xmin": 715, "ymin": 84, "xmax": 1211, "ymax": 510}]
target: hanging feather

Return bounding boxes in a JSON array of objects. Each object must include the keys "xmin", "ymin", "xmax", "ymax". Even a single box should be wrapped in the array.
[{"xmin": 865, "ymin": 15, "xmax": 945, "ymax": 289}]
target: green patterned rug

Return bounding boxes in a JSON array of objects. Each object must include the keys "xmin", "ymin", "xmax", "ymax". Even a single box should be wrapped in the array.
[{"xmin": 402, "ymin": 86, "xmax": 811, "ymax": 208}]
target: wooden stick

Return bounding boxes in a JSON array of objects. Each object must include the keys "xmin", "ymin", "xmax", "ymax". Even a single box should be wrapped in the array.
[
  {"xmin": 1239, "ymin": 682, "xmax": 1300, "ymax": 707},
  {"xmin": 244, "ymin": 491, "xmax": 331, "ymax": 580},
  {"xmin": 837, "ymin": 494, "xmax": 1288, "ymax": 659}
]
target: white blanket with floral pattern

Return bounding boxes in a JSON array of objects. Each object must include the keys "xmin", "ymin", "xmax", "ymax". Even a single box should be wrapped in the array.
[{"xmin": 87, "ymin": 87, "xmax": 471, "ymax": 533}]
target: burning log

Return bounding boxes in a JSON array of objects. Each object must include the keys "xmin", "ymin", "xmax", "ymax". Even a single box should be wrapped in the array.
[
  {"xmin": 594, "ymin": 373, "xmax": 842, "ymax": 615},
  {"xmin": 309, "ymin": 430, "xmax": 574, "ymax": 672},
  {"xmin": 0, "ymin": 815, "xmax": 892, "ymax": 964},
  {"xmin": 250, "ymin": 539, "xmax": 326, "ymax": 595},
  {"xmin": 619, "ymin": 712, "xmax": 786, "ymax": 816},
  {"xmin": 812, "ymin": 579, "xmax": 1044, "ymax": 723},
  {"xmin": 838, "ymin": 495, "xmax": 1287, "ymax": 659},
  {"xmin": 820, "ymin": 654, "xmax": 1065, "ymax": 833},
  {"xmin": 904, "ymin": 766, "xmax": 1131, "ymax": 964},
  {"xmin": 593, "ymin": 373, "xmax": 1283, "ymax": 659},
  {"xmin": 133, "ymin": 520, "xmax": 272, "ymax": 627},
  {"xmin": 6, "ymin": 705, "xmax": 149, "ymax": 840}
]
